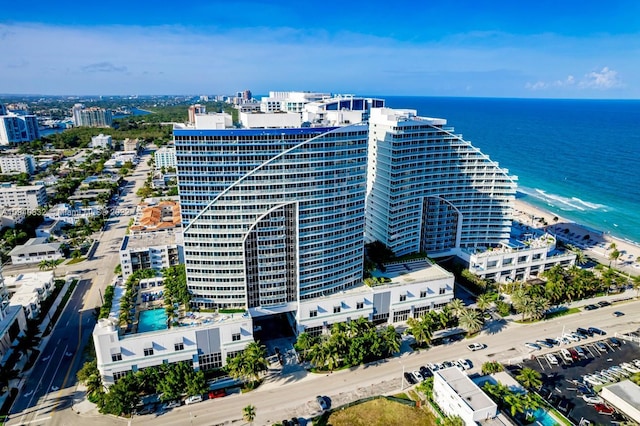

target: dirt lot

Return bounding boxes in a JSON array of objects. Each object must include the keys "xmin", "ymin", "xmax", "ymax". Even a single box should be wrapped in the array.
[{"xmin": 326, "ymin": 398, "xmax": 436, "ymax": 426}]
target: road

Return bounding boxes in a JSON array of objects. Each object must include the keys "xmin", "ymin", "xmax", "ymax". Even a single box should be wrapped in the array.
[
  {"xmin": 50, "ymin": 296, "xmax": 640, "ymax": 426},
  {"xmin": 6, "ymin": 149, "xmax": 152, "ymax": 426}
]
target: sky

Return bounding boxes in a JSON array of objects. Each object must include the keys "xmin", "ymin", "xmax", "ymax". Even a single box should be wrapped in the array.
[{"xmin": 1, "ymin": 0, "xmax": 640, "ymax": 98}]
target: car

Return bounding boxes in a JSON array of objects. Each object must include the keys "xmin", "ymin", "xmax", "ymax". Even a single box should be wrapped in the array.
[
  {"xmin": 426, "ymin": 363, "xmax": 439, "ymax": 372},
  {"xmin": 536, "ymin": 340, "xmax": 553, "ymax": 349},
  {"xmin": 404, "ymin": 372, "xmax": 416, "ymax": 385},
  {"xmin": 584, "ymin": 304, "xmax": 599, "ymax": 311},
  {"xmin": 595, "ymin": 342, "xmax": 608, "ymax": 352},
  {"xmin": 609, "ymin": 337, "xmax": 621, "ymax": 347},
  {"xmin": 545, "ymin": 338, "xmax": 560, "ymax": 346},
  {"xmin": 577, "ymin": 327, "xmax": 593, "ymax": 337},
  {"xmin": 597, "ymin": 301, "xmax": 611, "ymax": 307},
  {"xmin": 583, "ymin": 375, "xmax": 605, "ymax": 386},
  {"xmin": 564, "ymin": 333, "xmax": 580, "ymax": 343},
  {"xmin": 208, "ymin": 389, "xmax": 226, "ymax": 399},
  {"xmin": 411, "ymin": 371, "xmax": 424, "ymax": 382},
  {"xmin": 281, "ymin": 420, "xmax": 292, "ymax": 426},
  {"xmin": 545, "ymin": 353, "xmax": 559, "ymax": 365},
  {"xmin": 525, "ymin": 342, "xmax": 542, "ymax": 351},
  {"xmin": 163, "ymin": 400, "xmax": 181, "ymax": 409},
  {"xmin": 613, "ymin": 311, "xmax": 625, "ymax": 317},
  {"xmin": 442, "ymin": 361, "xmax": 454, "ymax": 368},
  {"xmin": 582, "ymin": 394, "xmax": 604, "ymax": 404},
  {"xmin": 594, "ymin": 403, "xmax": 615, "ymax": 415},
  {"xmin": 574, "ymin": 330, "xmax": 588, "ymax": 340},
  {"xmin": 568, "ymin": 348, "xmax": 580, "ymax": 360},
  {"xmin": 316, "ymin": 395, "xmax": 329, "ymax": 411},
  {"xmin": 134, "ymin": 406, "xmax": 153, "ymax": 415},
  {"xmin": 620, "ymin": 362, "xmax": 640, "ymax": 373},
  {"xmin": 185, "ymin": 395, "xmax": 203, "ymax": 405},
  {"xmin": 560, "ymin": 348, "xmax": 573, "ymax": 362},
  {"xmin": 574, "ymin": 346, "xmax": 587, "ymax": 358},
  {"xmin": 458, "ymin": 359, "xmax": 471, "ymax": 370},
  {"xmin": 467, "ymin": 343, "xmax": 485, "ymax": 351},
  {"xmin": 588, "ymin": 327, "xmax": 606, "ymax": 336},
  {"xmin": 419, "ymin": 366, "xmax": 431, "ymax": 377}
]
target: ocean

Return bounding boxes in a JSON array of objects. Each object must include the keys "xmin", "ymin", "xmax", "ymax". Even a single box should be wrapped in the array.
[{"xmin": 383, "ymin": 96, "xmax": 640, "ymax": 244}]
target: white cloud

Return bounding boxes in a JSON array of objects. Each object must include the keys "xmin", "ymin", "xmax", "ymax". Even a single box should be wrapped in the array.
[
  {"xmin": 579, "ymin": 67, "xmax": 621, "ymax": 89},
  {"xmin": 526, "ymin": 68, "xmax": 622, "ymax": 92}
]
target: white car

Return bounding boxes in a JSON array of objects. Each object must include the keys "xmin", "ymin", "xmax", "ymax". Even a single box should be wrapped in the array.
[
  {"xmin": 525, "ymin": 342, "xmax": 542, "ymax": 351},
  {"xmin": 458, "ymin": 359, "xmax": 471, "ymax": 370},
  {"xmin": 185, "ymin": 395, "xmax": 203, "ymax": 405},
  {"xmin": 467, "ymin": 343, "xmax": 485, "ymax": 351},
  {"xmin": 411, "ymin": 371, "xmax": 424, "ymax": 382},
  {"xmin": 545, "ymin": 353, "xmax": 559, "ymax": 365},
  {"xmin": 620, "ymin": 362, "xmax": 640, "ymax": 373}
]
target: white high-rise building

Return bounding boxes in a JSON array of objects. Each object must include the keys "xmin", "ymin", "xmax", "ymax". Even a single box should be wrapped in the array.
[
  {"xmin": 72, "ymin": 104, "xmax": 113, "ymax": 127},
  {"xmin": 154, "ymin": 146, "xmax": 177, "ymax": 170},
  {"xmin": 0, "ymin": 104, "xmax": 39, "ymax": 146},
  {"xmin": 0, "ymin": 154, "xmax": 37, "ymax": 175},
  {"xmin": 366, "ymin": 108, "xmax": 517, "ymax": 257},
  {"xmin": 175, "ymin": 120, "xmax": 369, "ymax": 311}
]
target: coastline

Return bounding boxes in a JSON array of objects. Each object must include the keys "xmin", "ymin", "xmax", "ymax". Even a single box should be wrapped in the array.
[{"xmin": 512, "ymin": 198, "xmax": 640, "ymax": 275}]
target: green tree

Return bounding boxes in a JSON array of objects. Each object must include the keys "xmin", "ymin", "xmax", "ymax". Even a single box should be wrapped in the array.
[
  {"xmin": 442, "ymin": 415, "xmax": 465, "ymax": 426},
  {"xmin": 458, "ymin": 308, "xmax": 483, "ymax": 334},
  {"xmin": 406, "ymin": 316, "xmax": 433, "ymax": 346},
  {"xmin": 100, "ymin": 374, "xmax": 139, "ymax": 416},
  {"xmin": 294, "ymin": 332, "xmax": 317, "ymax": 361},
  {"xmin": 447, "ymin": 299, "xmax": 466, "ymax": 318},
  {"xmin": 476, "ymin": 293, "xmax": 493, "ymax": 312},
  {"xmin": 516, "ymin": 367, "xmax": 543, "ymax": 390},
  {"xmin": 226, "ymin": 341, "xmax": 269, "ymax": 384},
  {"xmin": 381, "ymin": 325, "xmax": 401, "ymax": 355},
  {"xmin": 481, "ymin": 361, "xmax": 504, "ymax": 375},
  {"xmin": 416, "ymin": 376, "xmax": 434, "ymax": 399},
  {"xmin": 242, "ymin": 404, "xmax": 256, "ymax": 425}
]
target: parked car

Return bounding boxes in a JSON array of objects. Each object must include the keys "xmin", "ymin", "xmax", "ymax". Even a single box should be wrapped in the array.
[
  {"xmin": 316, "ymin": 395, "xmax": 329, "ymax": 411},
  {"xmin": 545, "ymin": 353, "xmax": 559, "ymax": 365},
  {"xmin": 545, "ymin": 338, "xmax": 560, "ymax": 346},
  {"xmin": 467, "ymin": 343, "xmax": 485, "ymax": 351},
  {"xmin": 525, "ymin": 342, "xmax": 542, "ymax": 351},
  {"xmin": 595, "ymin": 342, "xmax": 608, "ymax": 352},
  {"xmin": 594, "ymin": 403, "xmax": 615, "ymax": 415},
  {"xmin": 613, "ymin": 311, "xmax": 624, "ymax": 317},
  {"xmin": 163, "ymin": 400, "xmax": 181, "ymax": 409},
  {"xmin": 574, "ymin": 346, "xmax": 587, "ymax": 358},
  {"xmin": 584, "ymin": 304, "xmax": 599, "ymax": 311},
  {"xmin": 411, "ymin": 371, "xmax": 424, "ymax": 383},
  {"xmin": 458, "ymin": 359, "xmax": 471, "ymax": 370},
  {"xmin": 582, "ymin": 394, "xmax": 604, "ymax": 404},
  {"xmin": 185, "ymin": 395, "xmax": 203, "ymax": 405},
  {"xmin": 574, "ymin": 329, "xmax": 588, "ymax": 339},
  {"xmin": 577, "ymin": 327, "xmax": 593, "ymax": 337},
  {"xmin": 589, "ymin": 327, "xmax": 606, "ymax": 336},
  {"xmin": 536, "ymin": 340, "xmax": 553, "ymax": 349},
  {"xmin": 598, "ymin": 301, "xmax": 611, "ymax": 307},
  {"xmin": 404, "ymin": 372, "xmax": 417, "ymax": 385},
  {"xmin": 568, "ymin": 348, "xmax": 580, "ymax": 360},
  {"xmin": 609, "ymin": 337, "xmax": 621, "ymax": 347},
  {"xmin": 419, "ymin": 366, "xmax": 431, "ymax": 378},
  {"xmin": 208, "ymin": 389, "xmax": 226, "ymax": 399},
  {"xmin": 560, "ymin": 348, "xmax": 573, "ymax": 362}
]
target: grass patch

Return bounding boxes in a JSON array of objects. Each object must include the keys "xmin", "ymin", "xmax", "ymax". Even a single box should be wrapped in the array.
[
  {"xmin": 67, "ymin": 257, "xmax": 86, "ymax": 264},
  {"xmin": 392, "ymin": 393, "xmax": 410, "ymax": 400},
  {"xmin": 326, "ymin": 398, "xmax": 436, "ymax": 426},
  {"xmin": 514, "ymin": 307, "xmax": 580, "ymax": 324},
  {"xmin": 218, "ymin": 308, "xmax": 246, "ymax": 314}
]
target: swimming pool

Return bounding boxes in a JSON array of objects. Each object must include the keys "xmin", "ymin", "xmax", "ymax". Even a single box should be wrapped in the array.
[
  {"xmin": 138, "ymin": 309, "xmax": 168, "ymax": 333},
  {"xmin": 529, "ymin": 408, "xmax": 560, "ymax": 426}
]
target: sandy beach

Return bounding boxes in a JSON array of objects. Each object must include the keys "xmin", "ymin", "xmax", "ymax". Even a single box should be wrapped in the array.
[{"xmin": 513, "ymin": 199, "xmax": 640, "ymax": 276}]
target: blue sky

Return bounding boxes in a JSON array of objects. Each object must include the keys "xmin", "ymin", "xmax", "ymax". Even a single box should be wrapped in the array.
[{"xmin": 1, "ymin": 0, "xmax": 639, "ymax": 98}]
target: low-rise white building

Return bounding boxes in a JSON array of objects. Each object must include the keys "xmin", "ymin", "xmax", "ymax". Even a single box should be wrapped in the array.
[
  {"xmin": 154, "ymin": 146, "xmax": 176, "ymax": 170},
  {"xmin": 36, "ymin": 219, "xmax": 63, "ymax": 239},
  {"xmin": 119, "ymin": 232, "xmax": 183, "ymax": 279},
  {"xmin": 90, "ymin": 134, "xmax": 112, "ymax": 149},
  {"xmin": 0, "ymin": 154, "xmax": 37, "ymax": 175},
  {"xmin": 294, "ymin": 259, "xmax": 454, "ymax": 335},
  {"xmin": 93, "ymin": 312, "xmax": 253, "ymax": 387},
  {"xmin": 0, "ymin": 183, "xmax": 47, "ymax": 213},
  {"xmin": 6, "ymin": 271, "xmax": 55, "ymax": 320},
  {"xmin": 239, "ymin": 112, "xmax": 302, "ymax": 128},
  {"xmin": 45, "ymin": 202, "xmax": 102, "ymax": 226},
  {"xmin": 433, "ymin": 367, "xmax": 498, "ymax": 425},
  {"xmin": 600, "ymin": 380, "xmax": 640, "ymax": 423},
  {"xmin": 464, "ymin": 233, "xmax": 576, "ymax": 283},
  {"xmin": 8, "ymin": 237, "xmax": 63, "ymax": 265}
]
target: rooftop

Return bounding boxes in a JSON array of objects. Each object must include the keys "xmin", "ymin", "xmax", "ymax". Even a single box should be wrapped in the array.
[
  {"xmin": 121, "ymin": 231, "xmax": 178, "ymax": 251},
  {"xmin": 436, "ymin": 367, "xmax": 497, "ymax": 412},
  {"xmin": 370, "ymin": 259, "xmax": 453, "ymax": 286}
]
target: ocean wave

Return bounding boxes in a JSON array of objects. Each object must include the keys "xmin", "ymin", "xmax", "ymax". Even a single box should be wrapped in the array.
[
  {"xmin": 533, "ymin": 189, "xmax": 586, "ymax": 211},
  {"xmin": 570, "ymin": 197, "xmax": 607, "ymax": 210}
]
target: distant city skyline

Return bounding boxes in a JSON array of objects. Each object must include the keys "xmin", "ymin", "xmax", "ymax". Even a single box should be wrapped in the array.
[{"xmin": 2, "ymin": 0, "xmax": 640, "ymax": 99}]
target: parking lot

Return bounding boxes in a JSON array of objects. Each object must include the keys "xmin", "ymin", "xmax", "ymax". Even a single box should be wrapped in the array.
[{"xmin": 517, "ymin": 330, "xmax": 640, "ymax": 425}]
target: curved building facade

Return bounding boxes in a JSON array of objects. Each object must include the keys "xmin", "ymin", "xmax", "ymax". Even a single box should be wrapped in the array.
[
  {"xmin": 175, "ymin": 125, "xmax": 368, "ymax": 310},
  {"xmin": 366, "ymin": 108, "xmax": 517, "ymax": 257}
]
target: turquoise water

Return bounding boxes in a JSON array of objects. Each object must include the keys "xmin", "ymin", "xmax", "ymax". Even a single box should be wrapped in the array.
[
  {"xmin": 529, "ymin": 408, "xmax": 560, "ymax": 426},
  {"xmin": 384, "ymin": 97, "xmax": 640, "ymax": 244},
  {"xmin": 138, "ymin": 309, "xmax": 167, "ymax": 333}
]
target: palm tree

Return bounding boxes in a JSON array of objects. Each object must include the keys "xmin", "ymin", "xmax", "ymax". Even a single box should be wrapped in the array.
[
  {"xmin": 458, "ymin": 308, "xmax": 483, "ymax": 334},
  {"xmin": 609, "ymin": 249, "xmax": 621, "ymax": 267},
  {"xmin": 381, "ymin": 325, "xmax": 401, "ymax": 355},
  {"xmin": 481, "ymin": 361, "xmax": 504, "ymax": 375},
  {"xmin": 242, "ymin": 405, "xmax": 256, "ymax": 425},
  {"xmin": 447, "ymin": 298, "xmax": 466, "ymax": 318},
  {"xmin": 476, "ymin": 294, "xmax": 493, "ymax": 312},
  {"xmin": 516, "ymin": 367, "xmax": 542, "ymax": 390},
  {"xmin": 294, "ymin": 332, "xmax": 317, "ymax": 361},
  {"xmin": 308, "ymin": 342, "xmax": 329, "ymax": 369},
  {"xmin": 406, "ymin": 316, "xmax": 432, "ymax": 346}
]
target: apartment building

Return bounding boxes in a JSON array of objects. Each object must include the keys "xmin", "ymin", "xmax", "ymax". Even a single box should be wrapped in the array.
[
  {"xmin": 0, "ymin": 270, "xmax": 28, "ymax": 366},
  {"xmin": 90, "ymin": 134, "xmax": 113, "ymax": 149},
  {"xmin": 154, "ymin": 146, "xmax": 176, "ymax": 170},
  {"xmin": 119, "ymin": 232, "xmax": 182, "ymax": 279},
  {"xmin": 0, "ymin": 110, "xmax": 39, "ymax": 145},
  {"xmin": 0, "ymin": 184, "xmax": 47, "ymax": 213},
  {"xmin": 433, "ymin": 367, "xmax": 498, "ymax": 425},
  {"xmin": 72, "ymin": 104, "xmax": 113, "ymax": 127},
  {"xmin": 0, "ymin": 154, "xmax": 37, "ymax": 175}
]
